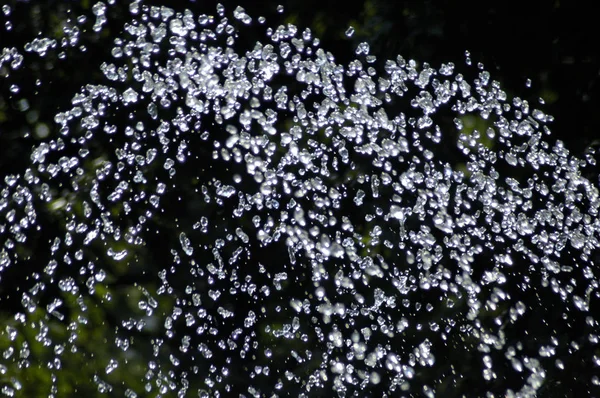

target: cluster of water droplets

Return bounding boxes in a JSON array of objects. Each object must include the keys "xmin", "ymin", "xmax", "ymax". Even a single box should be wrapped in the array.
[{"xmin": 1, "ymin": 1, "xmax": 599, "ymax": 396}]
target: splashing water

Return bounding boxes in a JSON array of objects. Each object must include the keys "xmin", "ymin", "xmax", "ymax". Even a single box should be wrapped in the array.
[{"xmin": 1, "ymin": 2, "xmax": 599, "ymax": 397}]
